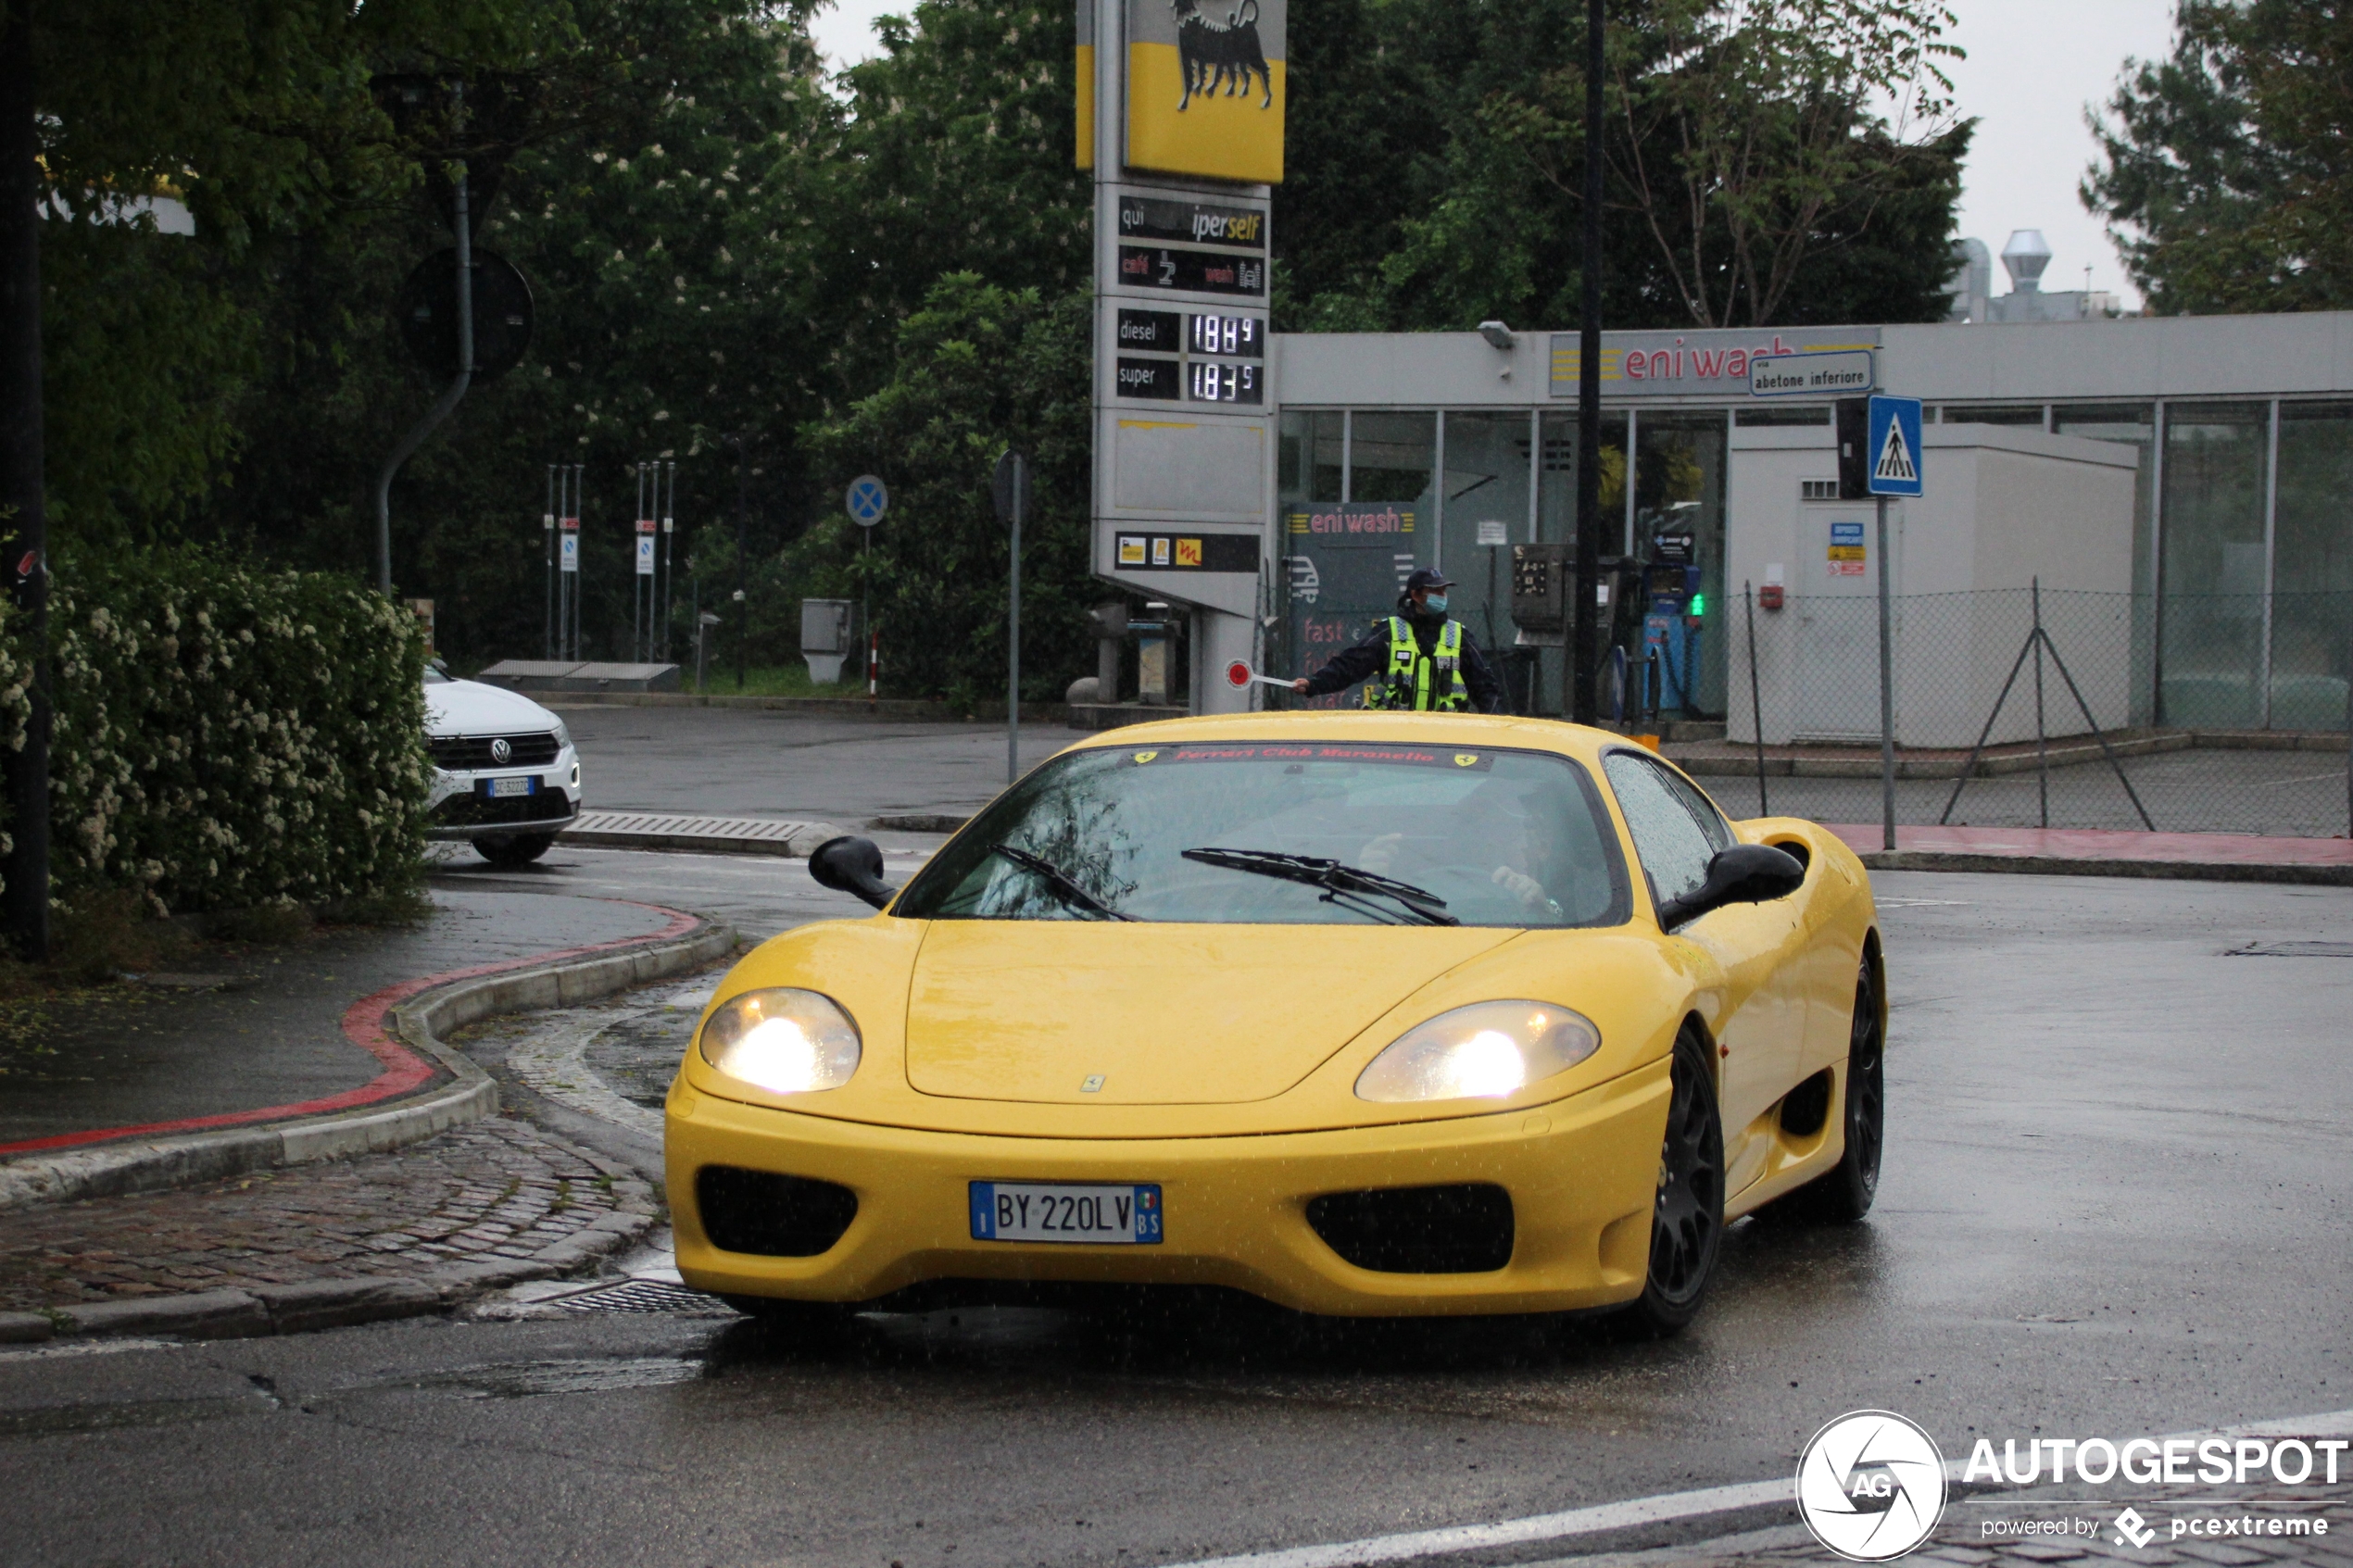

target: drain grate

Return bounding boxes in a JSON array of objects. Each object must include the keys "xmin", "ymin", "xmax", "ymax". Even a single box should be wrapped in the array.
[
  {"xmin": 2223, "ymin": 941, "xmax": 2353, "ymax": 958},
  {"xmin": 554, "ymin": 1279, "xmax": 733, "ymax": 1314}
]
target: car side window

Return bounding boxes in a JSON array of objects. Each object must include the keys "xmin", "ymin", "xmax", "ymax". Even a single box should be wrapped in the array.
[{"xmin": 1603, "ymin": 751, "xmax": 1733, "ymax": 910}]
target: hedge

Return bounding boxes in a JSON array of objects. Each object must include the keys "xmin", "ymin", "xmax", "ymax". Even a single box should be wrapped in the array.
[{"xmin": 0, "ymin": 547, "xmax": 433, "ymax": 913}]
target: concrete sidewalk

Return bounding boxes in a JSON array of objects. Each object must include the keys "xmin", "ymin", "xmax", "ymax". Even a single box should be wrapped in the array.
[
  {"xmin": 0, "ymin": 889, "xmax": 681, "ymax": 1154},
  {"xmin": 0, "ymin": 886, "xmax": 734, "ymax": 1342}
]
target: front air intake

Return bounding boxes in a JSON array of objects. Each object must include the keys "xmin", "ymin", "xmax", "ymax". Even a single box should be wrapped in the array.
[
  {"xmin": 695, "ymin": 1166, "xmax": 859, "ymax": 1257},
  {"xmin": 1305, "ymin": 1183, "xmax": 1515, "ymax": 1273}
]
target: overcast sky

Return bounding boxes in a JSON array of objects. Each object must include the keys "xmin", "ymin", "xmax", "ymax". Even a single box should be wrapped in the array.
[{"xmin": 804, "ymin": 0, "xmax": 2184, "ymax": 310}]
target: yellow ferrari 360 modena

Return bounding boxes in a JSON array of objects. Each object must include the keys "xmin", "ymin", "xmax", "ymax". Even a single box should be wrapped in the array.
[{"xmin": 664, "ymin": 712, "xmax": 1884, "ymax": 1333}]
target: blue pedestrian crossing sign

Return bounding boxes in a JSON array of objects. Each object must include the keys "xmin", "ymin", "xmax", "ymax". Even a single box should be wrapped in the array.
[
  {"xmin": 1867, "ymin": 395, "xmax": 1924, "ymax": 497},
  {"xmin": 846, "ymin": 474, "xmax": 889, "ymax": 527}
]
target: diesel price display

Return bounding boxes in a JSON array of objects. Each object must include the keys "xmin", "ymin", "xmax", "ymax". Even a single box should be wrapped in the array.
[
  {"xmin": 1189, "ymin": 314, "xmax": 1263, "ymax": 358},
  {"xmin": 1111, "ymin": 307, "xmax": 1269, "ymax": 405}
]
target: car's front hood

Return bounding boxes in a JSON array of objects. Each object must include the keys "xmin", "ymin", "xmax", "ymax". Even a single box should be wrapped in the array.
[
  {"xmin": 902, "ymin": 921, "xmax": 1519, "ymax": 1105},
  {"xmin": 424, "ymin": 678, "xmax": 561, "ymax": 739}
]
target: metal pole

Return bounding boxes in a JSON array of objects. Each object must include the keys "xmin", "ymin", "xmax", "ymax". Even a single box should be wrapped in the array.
[
  {"xmin": 543, "ymin": 465, "xmax": 554, "ymax": 659},
  {"xmin": 562, "ymin": 465, "xmax": 576, "ymax": 662},
  {"xmin": 1009, "ymin": 456, "xmax": 1024, "ymax": 785},
  {"xmin": 1570, "ymin": 0, "xmax": 1604, "ymax": 725},
  {"xmin": 1876, "ymin": 493, "xmax": 1895, "ymax": 851},
  {"xmin": 1745, "ymin": 583, "xmax": 1768, "ymax": 817},
  {"xmin": 2040, "ymin": 625, "xmax": 2158, "ymax": 832},
  {"xmin": 633, "ymin": 461, "xmax": 645, "ymax": 663},
  {"xmin": 373, "ymin": 157, "xmax": 474, "ymax": 596},
  {"xmin": 735, "ymin": 437, "xmax": 749, "ymax": 692},
  {"xmin": 560, "ymin": 465, "xmax": 572, "ymax": 661},
  {"xmin": 0, "ymin": 6, "xmax": 50, "ymax": 959},
  {"xmin": 662, "ymin": 461, "xmax": 677, "ymax": 662},
  {"xmin": 2032, "ymin": 576, "xmax": 2048, "ymax": 829}
]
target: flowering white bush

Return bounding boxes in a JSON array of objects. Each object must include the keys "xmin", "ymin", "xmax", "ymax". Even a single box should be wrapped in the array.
[{"xmin": 3, "ymin": 553, "xmax": 434, "ymax": 912}]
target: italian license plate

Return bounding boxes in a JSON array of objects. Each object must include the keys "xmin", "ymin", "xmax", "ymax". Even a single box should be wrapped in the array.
[
  {"xmin": 487, "ymin": 775, "xmax": 536, "ymax": 798},
  {"xmin": 969, "ymin": 1181, "xmax": 1163, "ymax": 1245}
]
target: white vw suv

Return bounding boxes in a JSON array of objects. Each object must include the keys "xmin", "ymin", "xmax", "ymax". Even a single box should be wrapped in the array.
[{"xmin": 423, "ymin": 663, "xmax": 584, "ymax": 865}]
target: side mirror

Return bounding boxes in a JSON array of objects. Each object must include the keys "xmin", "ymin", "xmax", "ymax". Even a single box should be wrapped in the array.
[
  {"xmin": 808, "ymin": 835, "xmax": 898, "ymax": 910},
  {"xmin": 1655, "ymin": 844, "xmax": 1805, "ymax": 932}
]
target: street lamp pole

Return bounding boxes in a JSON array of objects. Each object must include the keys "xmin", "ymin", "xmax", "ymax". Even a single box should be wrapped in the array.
[{"xmin": 1570, "ymin": 0, "xmax": 1604, "ymax": 724}]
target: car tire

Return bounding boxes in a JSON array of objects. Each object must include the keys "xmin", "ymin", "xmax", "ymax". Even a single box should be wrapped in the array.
[
  {"xmin": 1775, "ymin": 953, "xmax": 1885, "ymax": 1224},
  {"xmin": 475, "ymin": 833, "xmax": 556, "ymax": 868},
  {"xmin": 1616, "ymin": 1023, "xmax": 1726, "ymax": 1337}
]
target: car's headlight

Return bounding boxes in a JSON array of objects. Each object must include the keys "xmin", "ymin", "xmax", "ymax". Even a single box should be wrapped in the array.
[
  {"xmin": 551, "ymin": 721, "xmax": 572, "ymax": 750},
  {"xmin": 1354, "ymin": 1000, "xmax": 1601, "ymax": 1103},
  {"xmin": 696, "ymin": 988, "xmax": 862, "ymax": 1094}
]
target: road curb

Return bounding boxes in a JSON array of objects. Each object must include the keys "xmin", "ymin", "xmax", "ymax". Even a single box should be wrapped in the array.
[
  {"xmin": 0, "ymin": 913, "xmax": 736, "ymax": 1212},
  {"xmin": 0, "ymin": 1135, "xmax": 663, "ymax": 1345},
  {"xmin": 1859, "ymin": 848, "xmax": 2353, "ymax": 886}
]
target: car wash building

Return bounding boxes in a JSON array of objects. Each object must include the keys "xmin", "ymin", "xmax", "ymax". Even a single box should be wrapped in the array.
[
  {"xmin": 1263, "ymin": 312, "xmax": 2353, "ymax": 745},
  {"xmin": 1073, "ymin": 1, "xmax": 2353, "ymax": 739}
]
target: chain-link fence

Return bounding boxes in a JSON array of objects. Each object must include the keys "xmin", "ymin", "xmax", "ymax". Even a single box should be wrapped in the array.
[{"xmin": 1680, "ymin": 587, "xmax": 2353, "ymax": 838}]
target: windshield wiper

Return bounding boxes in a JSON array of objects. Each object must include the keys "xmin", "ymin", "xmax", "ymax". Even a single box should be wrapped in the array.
[
  {"xmin": 1180, "ymin": 847, "xmax": 1460, "ymax": 927},
  {"xmin": 986, "ymin": 844, "xmax": 1137, "ymax": 922}
]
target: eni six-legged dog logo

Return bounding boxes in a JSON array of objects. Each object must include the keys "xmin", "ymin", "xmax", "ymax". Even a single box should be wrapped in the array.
[{"xmin": 1171, "ymin": 0, "xmax": 1273, "ymax": 109}]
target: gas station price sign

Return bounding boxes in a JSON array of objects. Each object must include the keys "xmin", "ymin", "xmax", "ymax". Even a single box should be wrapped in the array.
[
  {"xmin": 1116, "ymin": 245, "xmax": 1266, "ymax": 297},
  {"xmin": 1188, "ymin": 360, "xmax": 1263, "ymax": 406},
  {"xmin": 1189, "ymin": 313, "xmax": 1263, "ymax": 358},
  {"xmin": 1111, "ymin": 307, "xmax": 1268, "ymax": 408}
]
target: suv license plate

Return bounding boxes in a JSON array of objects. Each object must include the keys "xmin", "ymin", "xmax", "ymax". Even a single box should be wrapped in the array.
[
  {"xmin": 969, "ymin": 1182, "xmax": 1162, "ymax": 1245},
  {"xmin": 488, "ymin": 776, "xmax": 536, "ymax": 798}
]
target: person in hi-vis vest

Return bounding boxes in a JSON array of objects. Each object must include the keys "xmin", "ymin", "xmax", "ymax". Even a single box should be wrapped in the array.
[{"xmin": 1291, "ymin": 568, "xmax": 1504, "ymax": 713}]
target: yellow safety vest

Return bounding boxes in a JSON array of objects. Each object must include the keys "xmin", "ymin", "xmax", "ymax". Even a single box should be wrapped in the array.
[{"xmin": 1365, "ymin": 616, "xmax": 1471, "ymax": 711}]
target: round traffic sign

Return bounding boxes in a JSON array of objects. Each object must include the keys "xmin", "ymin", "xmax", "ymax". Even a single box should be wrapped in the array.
[
  {"xmin": 1225, "ymin": 660, "xmax": 1252, "ymax": 689},
  {"xmin": 846, "ymin": 474, "xmax": 888, "ymax": 527},
  {"xmin": 394, "ymin": 249, "xmax": 535, "ymax": 383}
]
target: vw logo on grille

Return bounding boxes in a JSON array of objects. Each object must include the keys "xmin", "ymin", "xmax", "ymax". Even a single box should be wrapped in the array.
[{"xmin": 489, "ymin": 737, "xmax": 512, "ymax": 765}]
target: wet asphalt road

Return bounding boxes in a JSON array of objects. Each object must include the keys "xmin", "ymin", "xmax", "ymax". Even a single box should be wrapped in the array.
[
  {"xmin": 2, "ymin": 863, "xmax": 2349, "ymax": 1566},
  {"xmin": 547, "ymin": 704, "xmax": 1072, "ymax": 825}
]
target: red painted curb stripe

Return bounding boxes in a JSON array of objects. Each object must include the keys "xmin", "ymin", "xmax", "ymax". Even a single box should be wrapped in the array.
[{"xmin": 0, "ymin": 900, "xmax": 704, "ymax": 1157}]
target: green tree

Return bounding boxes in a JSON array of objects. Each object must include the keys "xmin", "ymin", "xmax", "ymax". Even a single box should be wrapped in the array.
[
  {"xmin": 1273, "ymin": 0, "xmax": 1969, "ymax": 332},
  {"xmin": 820, "ymin": 0, "xmax": 1091, "ymax": 388},
  {"xmin": 2085, "ymin": 0, "xmax": 2353, "ymax": 314},
  {"xmin": 179, "ymin": 0, "xmax": 840, "ymax": 661},
  {"xmin": 21, "ymin": 0, "xmax": 558, "ymax": 536},
  {"xmin": 797, "ymin": 275, "xmax": 1092, "ymax": 707}
]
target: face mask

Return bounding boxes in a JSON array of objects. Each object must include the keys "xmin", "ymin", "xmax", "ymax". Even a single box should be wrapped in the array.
[{"xmin": 1424, "ymin": 594, "xmax": 1449, "ymax": 614}]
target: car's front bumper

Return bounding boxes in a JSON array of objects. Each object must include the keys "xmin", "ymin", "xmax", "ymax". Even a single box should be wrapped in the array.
[
  {"xmin": 665, "ymin": 1057, "xmax": 1669, "ymax": 1318},
  {"xmin": 426, "ymin": 748, "xmax": 583, "ymax": 841}
]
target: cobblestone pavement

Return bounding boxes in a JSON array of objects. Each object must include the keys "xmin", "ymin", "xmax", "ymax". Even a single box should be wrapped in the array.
[
  {"xmin": 0, "ymin": 1116, "xmax": 644, "ymax": 1310},
  {"xmin": 1613, "ymin": 1478, "xmax": 2353, "ymax": 1567}
]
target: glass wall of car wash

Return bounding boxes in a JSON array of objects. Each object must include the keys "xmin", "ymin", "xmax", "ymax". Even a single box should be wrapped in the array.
[
  {"xmin": 1279, "ymin": 407, "xmax": 1735, "ymax": 719},
  {"xmin": 1912, "ymin": 397, "xmax": 2352, "ymax": 733}
]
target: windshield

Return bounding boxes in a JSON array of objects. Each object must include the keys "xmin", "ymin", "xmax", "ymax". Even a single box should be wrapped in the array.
[{"xmin": 895, "ymin": 741, "xmax": 1629, "ymax": 928}]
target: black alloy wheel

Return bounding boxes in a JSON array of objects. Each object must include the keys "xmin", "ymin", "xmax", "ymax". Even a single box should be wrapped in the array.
[
  {"xmin": 476, "ymin": 833, "xmax": 556, "ymax": 868},
  {"xmin": 1619, "ymin": 1025, "xmax": 1725, "ymax": 1336},
  {"xmin": 1778, "ymin": 952, "xmax": 1885, "ymax": 1223}
]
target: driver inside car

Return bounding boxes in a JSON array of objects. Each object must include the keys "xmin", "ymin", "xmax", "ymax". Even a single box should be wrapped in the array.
[{"xmin": 1353, "ymin": 779, "xmax": 1577, "ymax": 921}]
